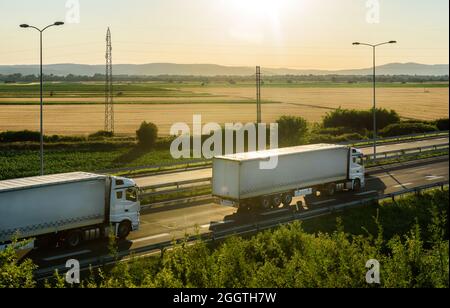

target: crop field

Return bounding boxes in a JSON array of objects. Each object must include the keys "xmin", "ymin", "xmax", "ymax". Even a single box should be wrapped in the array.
[{"xmin": 0, "ymin": 82, "xmax": 448, "ymax": 136}]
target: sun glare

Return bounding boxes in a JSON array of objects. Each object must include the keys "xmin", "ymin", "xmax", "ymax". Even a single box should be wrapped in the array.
[{"xmin": 225, "ymin": 0, "xmax": 287, "ymax": 21}]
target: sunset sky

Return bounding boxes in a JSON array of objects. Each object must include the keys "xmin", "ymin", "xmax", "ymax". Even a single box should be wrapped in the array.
[{"xmin": 0, "ymin": 0, "xmax": 448, "ymax": 69}]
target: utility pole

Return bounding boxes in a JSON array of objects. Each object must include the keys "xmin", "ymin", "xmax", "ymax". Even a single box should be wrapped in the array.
[
  {"xmin": 353, "ymin": 40, "xmax": 397, "ymax": 159},
  {"xmin": 256, "ymin": 66, "xmax": 262, "ymax": 124},
  {"xmin": 20, "ymin": 21, "xmax": 64, "ymax": 175},
  {"xmin": 105, "ymin": 27, "xmax": 114, "ymax": 133}
]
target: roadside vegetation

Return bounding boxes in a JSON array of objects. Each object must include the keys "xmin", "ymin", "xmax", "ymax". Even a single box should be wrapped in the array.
[
  {"xmin": 1, "ymin": 188, "xmax": 447, "ymax": 288},
  {"xmin": 0, "ymin": 108, "xmax": 448, "ymax": 180}
]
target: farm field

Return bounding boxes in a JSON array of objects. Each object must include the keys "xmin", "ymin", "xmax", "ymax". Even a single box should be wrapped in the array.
[{"xmin": 0, "ymin": 82, "xmax": 448, "ymax": 136}]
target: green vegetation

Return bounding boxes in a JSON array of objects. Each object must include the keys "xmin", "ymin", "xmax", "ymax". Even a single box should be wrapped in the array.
[
  {"xmin": 323, "ymin": 108, "xmax": 401, "ymax": 132},
  {"xmin": 0, "ymin": 240, "xmax": 36, "ymax": 288},
  {"xmin": 277, "ymin": 116, "xmax": 309, "ymax": 147},
  {"xmin": 1, "ymin": 111, "xmax": 448, "ymax": 180},
  {"xmin": 2, "ymin": 188, "xmax": 447, "ymax": 288},
  {"xmin": 436, "ymin": 118, "xmax": 449, "ymax": 131},
  {"xmin": 380, "ymin": 122, "xmax": 439, "ymax": 137},
  {"xmin": 136, "ymin": 121, "xmax": 159, "ymax": 150}
]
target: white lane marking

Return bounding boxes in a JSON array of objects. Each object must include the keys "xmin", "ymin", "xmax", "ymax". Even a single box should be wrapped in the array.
[
  {"xmin": 132, "ymin": 233, "xmax": 170, "ymax": 243},
  {"xmin": 260, "ymin": 209, "xmax": 290, "ymax": 216},
  {"xmin": 426, "ymin": 176, "xmax": 445, "ymax": 181},
  {"xmin": 409, "ymin": 167, "xmax": 427, "ymax": 172},
  {"xmin": 394, "ymin": 183, "xmax": 413, "ymax": 188},
  {"xmin": 311, "ymin": 199, "xmax": 336, "ymax": 206},
  {"xmin": 201, "ymin": 220, "xmax": 234, "ymax": 229},
  {"xmin": 43, "ymin": 250, "xmax": 91, "ymax": 262},
  {"xmin": 356, "ymin": 190, "xmax": 378, "ymax": 196},
  {"xmin": 377, "ymin": 174, "xmax": 395, "ymax": 179}
]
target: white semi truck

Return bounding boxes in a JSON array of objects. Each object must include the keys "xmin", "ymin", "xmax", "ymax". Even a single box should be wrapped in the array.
[
  {"xmin": 0, "ymin": 172, "xmax": 140, "ymax": 249},
  {"xmin": 212, "ymin": 144, "xmax": 365, "ymax": 211}
]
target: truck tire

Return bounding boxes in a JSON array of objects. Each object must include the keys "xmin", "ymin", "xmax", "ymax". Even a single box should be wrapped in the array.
[
  {"xmin": 282, "ymin": 194, "xmax": 293, "ymax": 207},
  {"xmin": 272, "ymin": 195, "xmax": 282, "ymax": 208},
  {"xmin": 353, "ymin": 179, "xmax": 362, "ymax": 192},
  {"xmin": 260, "ymin": 197, "xmax": 271, "ymax": 210},
  {"xmin": 66, "ymin": 231, "xmax": 82, "ymax": 248},
  {"xmin": 326, "ymin": 184, "xmax": 336, "ymax": 197},
  {"xmin": 117, "ymin": 221, "xmax": 131, "ymax": 240}
]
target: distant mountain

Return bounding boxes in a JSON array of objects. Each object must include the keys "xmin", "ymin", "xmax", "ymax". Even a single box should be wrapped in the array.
[{"xmin": 0, "ymin": 62, "xmax": 448, "ymax": 77}]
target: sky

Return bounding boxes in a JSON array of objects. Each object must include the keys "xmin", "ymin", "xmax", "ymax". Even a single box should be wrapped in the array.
[{"xmin": 0, "ymin": 0, "xmax": 448, "ymax": 70}]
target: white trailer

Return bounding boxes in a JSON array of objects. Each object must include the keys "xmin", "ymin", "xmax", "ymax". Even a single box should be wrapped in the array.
[
  {"xmin": 0, "ymin": 172, "xmax": 140, "ymax": 249},
  {"xmin": 212, "ymin": 144, "xmax": 365, "ymax": 211}
]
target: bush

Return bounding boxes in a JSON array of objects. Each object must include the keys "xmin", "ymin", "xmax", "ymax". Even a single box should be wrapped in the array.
[
  {"xmin": 309, "ymin": 133, "xmax": 366, "ymax": 144},
  {"xmin": 435, "ymin": 118, "xmax": 449, "ymax": 131},
  {"xmin": 276, "ymin": 116, "xmax": 309, "ymax": 147},
  {"xmin": 88, "ymin": 130, "xmax": 114, "ymax": 140},
  {"xmin": 323, "ymin": 108, "xmax": 400, "ymax": 131},
  {"xmin": 0, "ymin": 130, "xmax": 40, "ymax": 143},
  {"xmin": 380, "ymin": 123, "xmax": 438, "ymax": 137},
  {"xmin": 136, "ymin": 121, "xmax": 158, "ymax": 149}
]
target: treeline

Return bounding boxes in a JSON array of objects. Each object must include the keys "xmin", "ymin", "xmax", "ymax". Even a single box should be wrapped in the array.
[
  {"xmin": 1, "ymin": 110, "xmax": 448, "ymax": 151},
  {"xmin": 1, "ymin": 73, "xmax": 448, "ymax": 83},
  {"xmin": 277, "ymin": 109, "xmax": 448, "ymax": 147},
  {"xmin": 1, "ymin": 188, "xmax": 448, "ymax": 288}
]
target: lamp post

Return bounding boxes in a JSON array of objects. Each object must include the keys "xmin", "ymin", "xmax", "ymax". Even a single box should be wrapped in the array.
[
  {"xmin": 20, "ymin": 22, "xmax": 64, "ymax": 176},
  {"xmin": 352, "ymin": 40, "xmax": 397, "ymax": 159}
]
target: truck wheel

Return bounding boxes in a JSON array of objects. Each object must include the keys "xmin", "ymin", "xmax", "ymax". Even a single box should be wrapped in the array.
[
  {"xmin": 117, "ymin": 221, "xmax": 131, "ymax": 240},
  {"xmin": 353, "ymin": 179, "xmax": 362, "ymax": 192},
  {"xmin": 272, "ymin": 195, "xmax": 282, "ymax": 208},
  {"xmin": 326, "ymin": 184, "xmax": 336, "ymax": 196},
  {"xmin": 66, "ymin": 231, "xmax": 82, "ymax": 248},
  {"xmin": 260, "ymin": 197, "xmax": 271, "ymax": 210},
  {"xmin": 282, "ymin": 194, "xmax": 293, "ymax": 207}
]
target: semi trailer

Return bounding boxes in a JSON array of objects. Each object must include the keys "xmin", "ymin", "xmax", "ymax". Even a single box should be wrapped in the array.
[
  {"xmin": 212, "ymin": 144, "xmax": 365, "ymax": 211},
  {"xmin": 0, "ymin": 172, "xmax": 140, "ymax": 250}
]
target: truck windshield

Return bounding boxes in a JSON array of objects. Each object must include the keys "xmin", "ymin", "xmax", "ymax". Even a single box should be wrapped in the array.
[
  {"xmin": 126, "ymin": 188, "xmax": 138, "ymax": 202},
  {"xmin": 353, "ymin": 155, "xmax": 364, "ymax": 166}
]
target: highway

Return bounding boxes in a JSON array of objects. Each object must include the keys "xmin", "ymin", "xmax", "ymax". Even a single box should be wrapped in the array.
[
  {"xmin": 30, "ymin": 156, "xmax": 449, "ymax": 273},
  {"xmin": 134, "ymin": 137, "xmax": 449, "ymax": 188}
]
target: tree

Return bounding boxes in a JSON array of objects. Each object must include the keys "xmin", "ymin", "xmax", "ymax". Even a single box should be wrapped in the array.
[
  {"xmin": 276, "ymin": 116, "xmax": 309, "ymax": 147},
  {"xmin": 136, "ymin": 121, "xmax": 158, "ymax": 149}
]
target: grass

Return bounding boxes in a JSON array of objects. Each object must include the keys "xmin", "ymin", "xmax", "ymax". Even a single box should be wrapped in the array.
[{"xmin": 0, "ymin": 146, "xmax": 179, "ymax": 180}]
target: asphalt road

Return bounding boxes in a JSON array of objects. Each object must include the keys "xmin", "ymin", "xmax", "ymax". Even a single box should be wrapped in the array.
[
  {"xmin": 30, "ymin": 157, "xmax": 449, "ymax": 272},
  {"xmin": 134, "ymin": 137, "xmax": 449, "ymax": 188}
]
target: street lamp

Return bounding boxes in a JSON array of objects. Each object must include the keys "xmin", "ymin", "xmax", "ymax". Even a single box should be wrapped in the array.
[
  {"xmin": 352, "ymin": 40, "xmax": 397, "ymax": 159},
  {"xmin": 20, "ymin": 22, "xmax": 64, "ymax": 176}
]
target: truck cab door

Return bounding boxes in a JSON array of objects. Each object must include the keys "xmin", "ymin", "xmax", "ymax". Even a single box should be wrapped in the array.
[{"xmin": 350, "ymin": 154, "xmax": 365, "ymax": 181}]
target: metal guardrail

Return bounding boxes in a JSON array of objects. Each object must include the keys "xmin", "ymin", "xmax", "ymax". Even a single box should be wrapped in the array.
[
  {"xmin": 99, "ymin": 132, "xmax": 449, "ymax": 177},
  {"xmin": 342, "ymin": 131, "xmax": 449, "ymax": 147},
  {"xmin": 34, "ymin": 181, "xmax": 449, "ymax": 281},
  {"xmin": 365, "ymin": 143, "xmax": 449, "ymax": 162}
]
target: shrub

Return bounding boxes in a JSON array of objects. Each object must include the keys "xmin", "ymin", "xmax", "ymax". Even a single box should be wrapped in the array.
[
  {"xmin": 380, "ymin": 122, "xmax": 438, "ymax": 137},
  {"xmin": 88, "ymin": 130, "xmax": 114, "ymax": 140},
  {"xmin": 323, "ymin": 108, "xmax": 400, "ymax": 131},
  {"xmin": 0, "ymin": 130, "xmax": 40, "ymax": 143},
  {"xmin": 435, "ymin": 118, "xmax": 449, "ymax": 131},
  {"xmin": 276, "ymin": 116, "xmax": 309, "ymax": 147},
  {"xmin": 309, "ymin": 133, "xmax": 366, "ymax": 144},
  {"xmin": 136, "ymin": 121, "xmax": 158, "ymax": 149}
]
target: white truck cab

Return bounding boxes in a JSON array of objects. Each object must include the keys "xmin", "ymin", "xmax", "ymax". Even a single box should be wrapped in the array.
[
  {"xmin": 110, "ymin": 176, "xmax": 141, "ymax": 237},
  {"xmin": 349, "ymin": 147, "xmax": 365, "ymax": 190}
]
